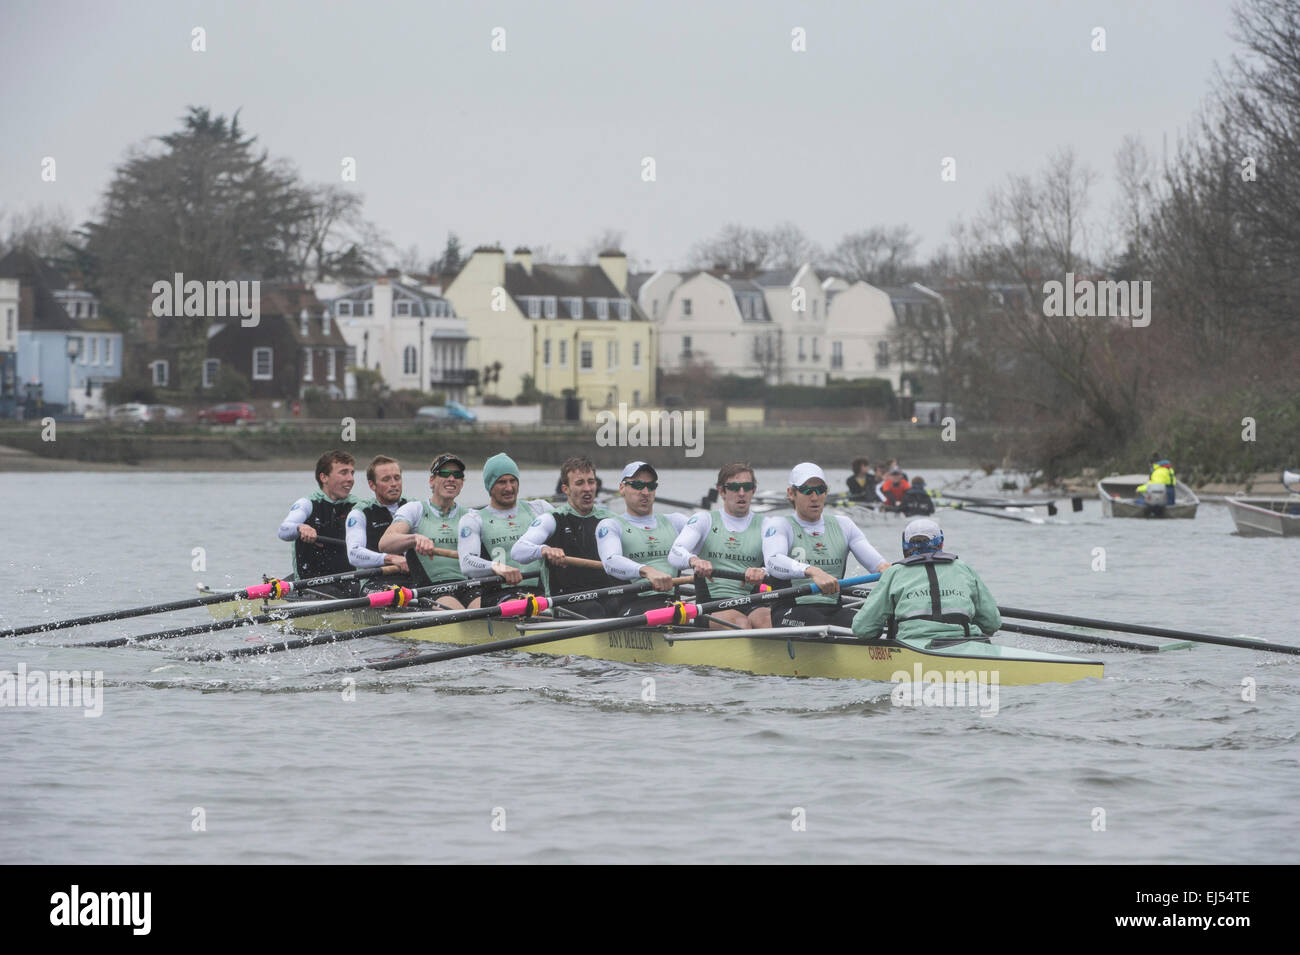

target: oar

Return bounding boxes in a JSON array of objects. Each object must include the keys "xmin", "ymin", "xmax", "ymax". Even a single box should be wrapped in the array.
[
  {"xmin": 998, "ymin": 607, "xmax": 1300, "ymax": 656},
  {"xmin": 193, "ymin": 577, "xmax": 691, "ymax": 660},
  {"xmin": 959, "ymin": 507, "xmax": 1045, "ymax": 525},
  {"xmin": 997, "ymin": 622, "xmax": 1182, "ymax": 652},
  {"xmin": 77, "ymin": 574, "xmax": 527, "ymax": 648},
  {"xmin": 1, "ymin": 565, "xmax": 401, "ymax": 638},
  {"xmin": 337, "ymin": 573, "xmax": 881, "ymax": 674}
]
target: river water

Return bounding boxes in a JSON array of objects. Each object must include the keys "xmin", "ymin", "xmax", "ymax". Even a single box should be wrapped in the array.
[{"xmin": 2, "ymin": 467, "xmax": 1296, "ymax": 863}]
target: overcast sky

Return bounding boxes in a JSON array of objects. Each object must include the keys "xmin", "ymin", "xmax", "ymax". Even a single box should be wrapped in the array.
[{"xmin": 1, "ymin": 0, "xmax": 1242, "ymax": 272}]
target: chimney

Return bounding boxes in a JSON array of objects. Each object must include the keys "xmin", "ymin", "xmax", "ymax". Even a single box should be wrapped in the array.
[
  {"xmin": 598, "ymin": 249, "xmax": 627, "ymax": 294},
  {"xmin": 514, "ymin": 246, "xmax": 533, "ymax": 275}
]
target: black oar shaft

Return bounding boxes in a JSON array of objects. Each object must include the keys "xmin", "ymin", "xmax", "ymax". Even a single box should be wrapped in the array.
[
  {"xmin": 999, "ymin": 607, "xmax": 1299, "ymax": 655},
  {"xmin": 998, "ymin": 622, "xmax": 1158, "ymax": 652}
]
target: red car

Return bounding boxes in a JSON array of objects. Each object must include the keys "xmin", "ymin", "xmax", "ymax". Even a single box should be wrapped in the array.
[{"xmin": 198, "ymin": 402, "xmax": 256, "ymax": 424}]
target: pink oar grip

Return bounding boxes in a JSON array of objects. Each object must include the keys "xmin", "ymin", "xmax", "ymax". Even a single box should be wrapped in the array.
[
  {"xmin": 643, "ymin": 604, "xmax": 698, "ymax": 626},
  {"xmin": 245, "ymin": 583, "xmax": 282, "ymax": 599},
  {"xmin": 367, "ymin": 588, "xmax": 414, "ymax": 607},
  {"xmin": 499, "ymin": 596, "xmax": 549, "ymax": 617}
]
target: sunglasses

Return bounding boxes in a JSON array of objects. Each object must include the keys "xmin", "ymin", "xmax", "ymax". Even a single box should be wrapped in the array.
[
  {"xmin": 432, "ymin": 469, "xmax": 465, "ymax": 480},
  {"xmin": 624, "ymin": 480, "xmax": 658, "ymax": 491},
  {"xmin": 795, "ymin": 484, "xmax": 828, "ymax": 495},
  {"xmin": 723, "ymin": 481, "xmax": 757, "ymax": 492}
]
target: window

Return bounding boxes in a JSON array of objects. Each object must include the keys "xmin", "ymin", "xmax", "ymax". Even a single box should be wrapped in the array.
[
  {"xmin": 567, "ymin": 297, "xmax": 583, "ymax": 318},
  {"xmin": 580, "ymin": 341, "xmax": 593, "ymax": 370},
  {"xmin": 831, "ymin": 341, "xmax": 843, "ymax": 370},
  {"xmin": 300, "ymin": 313, "xmax": 309, "ymax": 337},
  {"xmin": 682, "ymin": 335, "xmax": 692, "ymax": 358},
  {"xmin": 798, "ymin": 336, "xmax": 806, "ymax": 361},
  {"xmin": 151, "ymin": 360, "xmax": 169, "ymax": 387},
  {"xmin": 6, "ymin": 308, "xmax": 13, "ymax": 341},
  {"xmin": 104, "ymin": 337, "xmax": 113, "ymax": 366},
  {"xmin": 876, "ymin": 341, "xmax": 890, "ymax": 369},
  {"xmin": 543, "ymin": 339, "xmax": 552, "ymax": 367},
  {"xmin": 203, "ymin": 358, "xmax": 220, "ymax": 389},
  {"xmin": 403, "ymin": 346, "xmax": 417, "ymax": 375},
  {"xmin": 74, "ymin": 301, "xmax": 82, "ymax": 317},
  {"xmin": 558, "ymin": 340, "xmax": 568, "ymax": 366},
  {"xmin": 253, "ymin": 347, "xmax": 273, "ymax": 380},
  {"xmin": 607, "ymin": 341, "xmax": 618, "ymax": 370},
  {"xmin": 345, "ymin": 345, "xmax": 357, "ymax": 366},
  {"xmin": 812, "ymin": 338, "xmax": 820, "ymax": 360},
  {"xmin": 327, "ymin": 349, "xmax": 336, "ymax": 381},
  {"xmin": 322, "ymin": 313, "xmax": 331, "ymax": 335},
  {"xmin": 527, "ymin": 297, "xmax": 541, "ymax": 319},
  {"xmin": 396, "ymin": 300, "xmax": 411, "ymax": 316},
  {"xmin": 80, "ymin": 338, "xmax": 88, "ymax": 365},
  {"xmin": 337, "ymin": 301, "xmax": 352, "ymax": 317},
  {"xmin": 682, "ymin": 298, "xmax": 692, "ymax": 317},
  {"xmin": 617, "ymin": 300, "xmax": 630, "ymax": 320},
  {"xmin": 303, "ymin": 348, "xmax": 314, "ymax": 381},
  {"xmin": 89, "ymin": 337, "xmax": 98, "ymax": 365},
  {"xmin": 632, "ymin": 341, "xmax": 641, "ymax": 367},
  {"xmin": 366, "ymin": 301, "xmax": 373, "ymax": 316},
  {"xmin": 594, "ymin": 299, "xmax": 608, "ymax": 321},
  {"xmin": 544, "ymin": 297, "xmax": 557, "ymax": 319}
]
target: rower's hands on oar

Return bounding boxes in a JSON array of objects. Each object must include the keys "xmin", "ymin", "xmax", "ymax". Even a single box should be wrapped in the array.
[
  {"xmin": 743, "ymin": 566, "xmax": 767, "ymax": 585},
  {"xmin": 808, "ymin": 567, "xmax": 839, "ymax": 595},
  {"xmin": 384, "ymin": 554, "xmax": 409, "ymax": 573},
  {"xmin": 641, "ymin": 566, "xmax": 675, "ymax": 592},
  {"xmin": 297, "ymin": 523, "xmax": 318, "ymax": 544},
  {"xmin": 412, "ymin": 534, "xmax": 437, "ymax": 556},
  {"xmin": 687, "ymin": 556, "xmax": 714, "ymax": 578},
  {"xmin": 491, "ymin": 562, "xmax": 523, "ymax": 585},
  {"xmin": 541, "ymin": 546, "xmax": 568, "ymax": 566}
]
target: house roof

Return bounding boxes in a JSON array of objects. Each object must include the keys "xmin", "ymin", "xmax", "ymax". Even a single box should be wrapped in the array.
[
  {"xmin": 0, "ymin": 249, "xmax": 107, "ymax": 331},
  {"xmin": 260, "ymin": 285, "xmax": 349, "ymax": 346},
  {"xmin": 753, "ymin": 268, "xmax": 800, "ymax": 287},
  {"xmin": 504, "ymin": 264, "xmax": 646, "ymax": 320}
]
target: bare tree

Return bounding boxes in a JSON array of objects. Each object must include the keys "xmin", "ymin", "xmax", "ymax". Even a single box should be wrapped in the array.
[
  {"xmin": 765, "ymin": 222, "xmax": 820, "ymax": 269},
  {"xmin": 688, "ymin": 224, "xmax": 775, "ymax": 273},
  {"xmin": 578, "ymin": 228, "xmax": 626, "ymax": 263},
  {"xmin": 827, "ymin": 225, "xmax": 918, "ymax": 286},
  {"xmin": 0, "ymin": 205, "xmax": 77, "ymax": 260}
]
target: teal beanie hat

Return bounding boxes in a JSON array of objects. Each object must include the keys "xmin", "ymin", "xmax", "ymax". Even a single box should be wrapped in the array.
[{"xmin": 483, "ymin": 452, "xmax": 520, "ymax": 492}]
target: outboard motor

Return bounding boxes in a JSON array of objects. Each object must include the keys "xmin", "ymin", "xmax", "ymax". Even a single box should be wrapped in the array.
[{"xmin": 1144, "ymin": 484, "xmax": 1167, "ymax": 517}]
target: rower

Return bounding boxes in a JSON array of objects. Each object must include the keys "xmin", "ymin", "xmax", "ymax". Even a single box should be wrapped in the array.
[
  {"xmin": 380, "ymin": 453, "xmax": 471, "ymax": 609},
  {"xmin": 345, "ymin": 455, "xmax": 410, "ymax": 583},
  {"xmin": 850, "ymin": 518, "xmax": 1001, "ymax": 644},
  {"xmin": 597, "ymin": 462, "xmax": 688, "ymax": 616},
  {"xmin": 846, "ymin": 457, "xmax": 875, "ymax": 502},
  {"xmin": 900, "ymin": 475, "xmax": 936, "ymax": 516},
  {"xmin": 457, "ymin": 452, "xmax": 552, "ymax": 608},
  {"xmin": 762, "ymin": 462, "xmax": 891, "ymax": 629},
  {"xmin": 512, "ymin": 455, "xmax": 616, "ymax": 618},
  {"xmin": 1136, "ymin": 457, "xmax": 1176, "ymax": 508},
  {"xmin": 276, "ymin": 449, "xmax": 361, "ymax": 594},
  {"xmin": 876, "ymin": 465, "xmax": 911, "ymax": 510},
  {"xmin": 669, "ymin": 462, "xmax": 771, "ymax": 629}
]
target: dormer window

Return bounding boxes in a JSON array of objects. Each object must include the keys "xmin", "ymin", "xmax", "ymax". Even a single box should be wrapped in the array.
[
  {"xmin": 527, "ymin": 297, "xmax": 541, "ymax": 319},
  {"xmin": 544, "ymin": 297, "xmax": 557, "ymax": 319},
  {"xmin": 617, "ymin": 300, "xmax": 630, "ymax": 321},
  {"xmin": 337, "ymin": 301, "xmax": 352, "ymax": 317},
  {"xmin": 594, "ymin": 299, "xmax": 609, "ymax": 321},
  {"xmin": 396, "ymin": 300, "xmax": 411, "ymax": 316},
  {"xmin": 321, "ymin": 312, "xmax": 331, "ymax": 335},
  {"xmin": 300, "ymin": 309, "xmax": 309, "ymax": 337},
  {"xmin": 567, "ymin": 297, "xmax": 583, "ymax": 318}
]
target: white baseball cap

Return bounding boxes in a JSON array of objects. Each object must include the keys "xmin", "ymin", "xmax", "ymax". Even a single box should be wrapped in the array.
[
  {"xmin": 621, "ymin": 461, "xmax": 658, "ymax": 481},
  {"xmin": 903, "ymin": 518, "xmax": 942, "ymax": 541},
  {"xmin": 788, "ymin": 462, "xmax": 827, "ymax": 487}
]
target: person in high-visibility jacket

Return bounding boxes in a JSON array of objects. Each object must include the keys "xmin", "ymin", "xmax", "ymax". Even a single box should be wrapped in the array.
[{"xmin": 1136, "ymin": 458, "xmax": 1176, "ymax": 507}]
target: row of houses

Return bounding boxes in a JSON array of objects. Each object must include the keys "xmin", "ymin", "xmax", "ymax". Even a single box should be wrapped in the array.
[{"xmin": 0, "ymin": 244, "xmax": 945, "ymax": 418}]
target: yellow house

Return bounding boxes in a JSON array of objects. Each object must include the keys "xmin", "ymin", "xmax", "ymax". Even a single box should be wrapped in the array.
[{"xmin": 443, "ymin": 246, "xmax": 657, "ymax": 411}]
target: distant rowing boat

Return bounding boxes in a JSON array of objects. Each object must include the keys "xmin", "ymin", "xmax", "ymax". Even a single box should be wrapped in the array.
[
  {"xmin": 1098, "ymin": 474, "xmax": 1200, "ymax": 519},
  {"xmin": 383, "ymin": 614, "xmax": 1103, "ymax": 686},
  {"xmin": 1225, "ymin": 496, "xmax": 1300, "ymax": 537}
]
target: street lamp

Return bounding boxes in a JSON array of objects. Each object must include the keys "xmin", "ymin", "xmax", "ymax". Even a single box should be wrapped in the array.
[{"xmin": 66, "ymin": 336, "xmax": 81, "ymax": 413}]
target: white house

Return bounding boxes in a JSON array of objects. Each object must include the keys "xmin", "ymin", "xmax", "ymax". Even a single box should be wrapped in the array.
[
  {"xmin": 823, "ymin": 276, "xmax": 910, "ymax": 393},
  {"xmin": 322, "ymin": 272, "xmax": 472, "ymax": 402}
]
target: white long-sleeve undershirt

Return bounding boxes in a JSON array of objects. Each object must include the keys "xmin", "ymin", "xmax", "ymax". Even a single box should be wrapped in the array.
[
  {"xmin": 761, "ymin": 513, "xmax": 886, "ymax": 579},
  {"xmin": 277, "ymin": 499, "xmax": 313, "ymax": 541},
  {"xmin": 597, "ymin": 512, "xmax": 688, "ymax": 580},
  {"xmin": 458, "ymin": 500, "xmax": 554, "ymax": 576},
  {"xmin": 346, "ymin": 501, "xmax": 403, "ymax": 569},
  {"xmin": 668, "ymin": 509, "xmax": 757, "ymax": 569}
]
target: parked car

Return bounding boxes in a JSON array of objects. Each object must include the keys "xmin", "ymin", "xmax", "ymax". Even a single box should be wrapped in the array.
[
  {"xmin": 415, "ymin": 401, "xmax": 478, "ymax": 426},
  {"xmin": 108, "ymin": 403, "xmax": 152, "ymax": 424},
  {"xmin": 198, "ymin": 402, "xmax": 257, "ymax": 425},
  {"xmin": 147, "ymin": 404, "xmax": 185, "ymax": 422}
]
